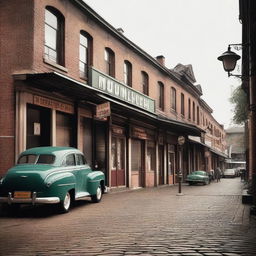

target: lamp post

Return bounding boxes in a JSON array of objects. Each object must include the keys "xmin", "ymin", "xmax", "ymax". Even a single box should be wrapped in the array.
[
  {"xmin": 217, "ymin": 44, "xmax": 241, "ymax": 77},
  {"xmin": 218, "ymin": 42, "xmax": 256, "ymax": 213},
  {"xmin": 176, "ymin": 136, "xmax": 185, "ymax": 196}
]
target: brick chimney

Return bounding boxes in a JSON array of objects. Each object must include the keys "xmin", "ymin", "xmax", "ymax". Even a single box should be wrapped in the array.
[{"xmin": 156, "ymin": 55, "xmax": 165, "ymax": 66}]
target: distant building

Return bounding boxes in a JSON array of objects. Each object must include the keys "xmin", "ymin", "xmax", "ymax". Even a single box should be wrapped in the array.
[{"xmin": 225, "ymin": 127, "xmax": 246, "ymax": 168}]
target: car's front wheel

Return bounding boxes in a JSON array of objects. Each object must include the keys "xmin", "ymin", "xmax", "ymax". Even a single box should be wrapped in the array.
[
  {"xmin": 59, "ymin": 191, "xmax": 71, "ymax": 213},
  {"xmin": 91, "ymin": 186, "xmax": 102, "ymax": 203}
]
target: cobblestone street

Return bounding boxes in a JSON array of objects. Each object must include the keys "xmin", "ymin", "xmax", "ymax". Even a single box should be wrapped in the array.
[{"xmin": 0, "ymin": 178, "xmax": 255, "ymax": 256}]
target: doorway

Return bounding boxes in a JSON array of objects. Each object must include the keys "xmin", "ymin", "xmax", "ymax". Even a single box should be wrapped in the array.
[
  {"xmin": 131, "ymin": 139, "xmax": 144, "ymax": 188},
  {"xmin": 158, "ymin": 145, "xmax": 164, "ymax": 185},
  {"xmin": 26, "ymin": 104, "xmax": 51, "ymax": 149},
  {"xmin": 111, "ymin": 137, "xmax": 125, "ymax": 187}
]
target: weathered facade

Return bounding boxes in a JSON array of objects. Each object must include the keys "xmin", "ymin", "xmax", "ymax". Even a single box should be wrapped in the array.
[{"xmin": 0, "ymin": 0, "xmax": 226, "ymax": 189}]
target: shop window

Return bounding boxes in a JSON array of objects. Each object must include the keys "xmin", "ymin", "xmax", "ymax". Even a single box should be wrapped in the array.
[
  {"xmin": 124, "ymin": 60, "xmax": 132, "ymax": 87},
  {"xmin": 147, "ymin": 141, "xmax": 156, "ymax": 171},
  {"xmin": 141, "ymin": 71, "xmax": 149, "ymax": 95},
  {"xmin": 158, "ymin": 81, "xmax": 164, "ymax": 111},
  {"xmin": 171, "ymin": 87, "xmax": 176, "ymax": 111},
  {"xmin": 104, "ymin": 47, "xmax": 115, "ymax": 77},
  {"xmin": 131, "ymin": 140, "xmax": 142, "ymax": 171},
  {"xmin": 79, "ymin": 31, "xmax": 93, "ymax": 79},
  {"xmin": 44, "ymin": 7, "xmax": 65, "ymax": 65}
]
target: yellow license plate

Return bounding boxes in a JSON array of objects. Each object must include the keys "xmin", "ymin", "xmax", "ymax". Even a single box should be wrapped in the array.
[{"xmin": 14, "ymin": 191, "xmax": 31, "ymax": 199}]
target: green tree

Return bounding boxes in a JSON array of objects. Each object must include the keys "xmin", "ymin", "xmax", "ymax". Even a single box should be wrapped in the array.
[{"xmin": 230, "ymin": 86, "xmax": 248, "ymax": 124}]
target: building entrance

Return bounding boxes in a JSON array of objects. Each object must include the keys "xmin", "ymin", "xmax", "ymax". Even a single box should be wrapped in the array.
[
  {"xmin": 26, "ymin": 104, "xmax": 51, "ymax": 149},
  {"xmin": 111, "ymin": 137, "xmax": 125, "ymax": 187}
]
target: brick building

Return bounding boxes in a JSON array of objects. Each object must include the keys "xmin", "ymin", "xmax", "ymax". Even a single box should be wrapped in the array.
[{"xmin": 0, "ymin": 0, "xmax": 227, "ymax": 189}]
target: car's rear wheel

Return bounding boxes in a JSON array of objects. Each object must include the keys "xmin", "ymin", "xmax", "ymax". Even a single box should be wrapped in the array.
[
  {"xmin": 59, "ymin": 191, "xmax": 71, "ymax": 213},
  {"xmin": 91, "ymin": 186, "xmax": 102, "ymax": 203}
]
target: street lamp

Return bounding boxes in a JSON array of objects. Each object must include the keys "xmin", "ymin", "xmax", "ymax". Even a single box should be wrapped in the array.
[{"xmin": 217, "ymin": 44, "xmax": 241, "ymax": 78}]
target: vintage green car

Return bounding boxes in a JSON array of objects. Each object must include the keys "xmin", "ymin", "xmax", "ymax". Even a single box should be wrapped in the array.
[
  {"xmin": 0, "ymin": 147, "xmax": 105, "ymax": 213},
  {"xmin": 186, "ymin": 170, "xmax": 210, "ymax": 185}
]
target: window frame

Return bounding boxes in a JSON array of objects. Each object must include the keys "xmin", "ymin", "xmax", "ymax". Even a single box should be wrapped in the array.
[
  {"xmin": 181, "ymin": 93, "xmax": 185, "ymax": 116},
  {"xmin": 124, "ymin": 60, "xmax": 132, "ymax": 87},
  {"xmin": 171, "ymin": 87, "xmax": 177, "ymax": 112},
  {"xmin": 158, "ymin": 82, "xmax": 164, "ymax": 111},
  {"xmin": 141, "ymin": 71, "xmax": 149, "ymax": 95},
  {"xmin": 44, "ymin": 6, "xmax": 65, "ymax": 66},
  {"xmin": 79, "ymin": 31, "xmax": 93, "ymax": 80},
  {"xmin": 104, "ymin": 47, "xmax": 115, "ymax": 77}
]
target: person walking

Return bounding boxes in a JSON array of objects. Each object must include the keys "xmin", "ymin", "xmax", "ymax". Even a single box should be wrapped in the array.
[{"xmin": 215, "ymin": 167, "xmax": 221, "ymax": 182}]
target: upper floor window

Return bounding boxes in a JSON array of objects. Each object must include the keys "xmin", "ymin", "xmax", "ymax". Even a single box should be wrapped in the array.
[
  {"xmin": 197, "ymin": 106, "xmax": 200, "ymax": 125},
  {"xmin": 44, "ymin": 7, "xmax": 65, "ymax": 65},
  {"xmin": 188, "ymin": 98, "xmax": 191, "ymax": 119},
  {"xmin": 104, "ymin": 48, "xmax": 115, "ymax": 77},
  {"xmin": 79, "ymin": 31, "xmax": 93, "ymax": 79},
  {"xmin": 171, "ymin": 87, "xmax": 176, "ymax": 111},
  {"xmin": 181, "ymin": 93, "xmax": 185, "ymax": 116},
  {"xmin": 192, "ymin": 102, "xmax": 196, "ymax": 122},
  {"xmin": 141, "ymin": 71, "xmax": 149, "ymax": 95},
  {"xmin": 158, "ymin": 82, "xmax": 164, "ymax": 111},
  {"xmin": 124, "ymin": 60, "xmax": 132, "ymax": 86}
]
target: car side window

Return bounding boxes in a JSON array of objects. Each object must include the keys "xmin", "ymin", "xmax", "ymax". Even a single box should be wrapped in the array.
[
  {"xmin": 64, "ymin": 154, "xmax": 76, "ymax": 166},
  {"xmin": 76, "ymin": 154, "xmax": 87, "ymax": 165}
]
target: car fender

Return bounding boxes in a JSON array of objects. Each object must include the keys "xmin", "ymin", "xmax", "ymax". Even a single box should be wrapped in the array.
[
  {"xmin": 86, "ymin": 171, "xmax": 105, "ymax": 195},
  {"xmin": 44, "ymin": 172, "xmax": 76, "ymax": 201}
]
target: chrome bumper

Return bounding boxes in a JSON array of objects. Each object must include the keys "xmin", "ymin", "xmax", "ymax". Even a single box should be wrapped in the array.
[{"xmin": 0, "ymin": 192, "xmax": 60, "ymax": 205}]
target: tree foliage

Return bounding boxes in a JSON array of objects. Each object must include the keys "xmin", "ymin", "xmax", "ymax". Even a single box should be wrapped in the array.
[{"xmin": 230, "ymin": 86, "xmax": 248, "ymax": 125}]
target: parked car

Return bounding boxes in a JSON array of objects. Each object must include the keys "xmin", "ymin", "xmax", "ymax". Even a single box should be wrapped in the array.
[
  {"xmin": 0, "ymin": 147, "xmax": 106, "ymax": 213},
  {"xmin": 186, "ymin": 170, "xmax": 210, "ymax": 185},
  {"xmin": 223, "ymin": 168, "xmax": 236, "ymax": 178}
]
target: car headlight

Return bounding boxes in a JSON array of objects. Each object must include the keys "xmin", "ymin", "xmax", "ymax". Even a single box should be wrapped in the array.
[{"xmin": 0, "ymin": 177, "xmax": 4, "ymax": 185}]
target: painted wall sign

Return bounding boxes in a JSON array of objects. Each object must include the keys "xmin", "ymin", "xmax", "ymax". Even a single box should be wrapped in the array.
[
  {"xmin": 33, "ymin": 95, "xmax": 74, "ymax": 114},
  {"xmin": 90, "ymin": 67, "xmax": 155, "ymax": 113}
]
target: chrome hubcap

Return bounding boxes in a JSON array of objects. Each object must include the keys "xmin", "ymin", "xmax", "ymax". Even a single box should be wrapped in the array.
[
  {"xmin": 63, "ymin": 192, "xmax": 71, "ymax": 210},
  {"xmin": 97, "ymin": 187, "xmax": 102, "ymax": 200}
]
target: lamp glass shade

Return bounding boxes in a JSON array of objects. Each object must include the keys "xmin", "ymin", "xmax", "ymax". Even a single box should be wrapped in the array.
[{"xmin": 217, "ymin": 49, "xmax": 241, "ymax": 72}]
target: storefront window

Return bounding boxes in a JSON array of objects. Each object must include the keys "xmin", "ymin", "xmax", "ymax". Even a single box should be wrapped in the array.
[
  {"xmin": 131, "ymin": 140, "xmax": 142, "ymax": 171},
  {"xmin": 147, "ymin": 141, "xmax": 156, "ymax": 171}
]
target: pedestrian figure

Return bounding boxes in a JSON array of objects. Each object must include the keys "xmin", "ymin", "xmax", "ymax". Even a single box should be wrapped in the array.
[
  {"xmin": 215, "ymin": 167, "xmax": 221, "ymax": 182},
  {"xmin": 209, "ymin": 169, "xmax": 215, "ymax": 182}
]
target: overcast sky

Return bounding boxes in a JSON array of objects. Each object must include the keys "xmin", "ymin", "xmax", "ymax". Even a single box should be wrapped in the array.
[{"xmin": 84, "ymin": 0, "xmax": 241, "ymax": 128}]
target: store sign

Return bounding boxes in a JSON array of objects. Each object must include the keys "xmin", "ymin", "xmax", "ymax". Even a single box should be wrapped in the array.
[
  {"xmin": 96, "ymin": 102, "xmax": 111, "ymax": 119},
  {"xmin": 132, "ymin": 127, "xmax": 148, "ymax": 140},
  {"xmin": 33, "ymin": 95, "xmax": 74, "ymax": 114},
  {"xmin": 178, "ymin": 136, "xmax": 185, "ymax": 145},
  {"xmin": 90, "ymin": 68, "xmax": 155, "ymax": 113}
]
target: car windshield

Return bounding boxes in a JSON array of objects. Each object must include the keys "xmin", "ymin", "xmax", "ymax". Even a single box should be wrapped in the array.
[
  {"xmin": 193, "ymin": 171, "xmax": 205, "ymax": 175},
  {"xmin": 17, "ymin": 154, "xmax": 55, "ymax": 165}
]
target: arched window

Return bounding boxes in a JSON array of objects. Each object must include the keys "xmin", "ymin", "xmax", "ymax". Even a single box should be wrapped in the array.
[
  {"xmin": 141, "ymin": 71, "xmax": 149, "ymax": 95},
  {"xmin": 158, "ymin": 82, "xmax": 164, "ymax": 110},
  {"xmin": 79, "ymin": 31, "xmax": 93, "ymax": 79},
  {"xmin": 44, "ymin": 7, "xmax": 65, "ymax": 65},
  {"xmin": 181, "ymin": 93, "xmax": 185, "ymax": 116},
  {"xmin": 188, "ymin": 98, "xmax": 191, "ymax": 119},
  {"xmin": 124, "ymin": 60, "xmax": 132, "ymax": 86},
  {"xmin": 197, "ymin": 106, "xmax": 200, "ymax": 125},
  {"xmin": 104, "ymin": 48, "xmax": 115, "ymax": 77},
  {"xmin": 192, "ymin": 101, "xmax": 196, "ymax": 122},
  {"xmin": 171, "ymin": 87, "xmax": 176, "ymax": 111}
]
